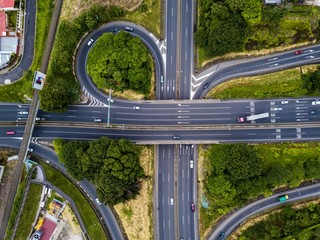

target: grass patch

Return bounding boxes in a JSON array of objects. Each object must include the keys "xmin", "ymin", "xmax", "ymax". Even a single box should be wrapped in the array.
[
  {"xmin": 14, "ymin": 184, "xmax": 42, "ymax": 239},
  {"xmin": 4, "ymin": 169, "xmax": 28, "ymax": 240},
  {"xmin": 114, "ymin": 146, "xmax": 154, "ymax": 240},
  {"xmin": 123, "ymin": 0, "xmax": 161, "ymax": 36},
  {"xmin": 206, "ymin": 65, "xmax": 319, "ymax": 100},
  {"xmin": 41, "ymin": 164, "xmax": 106, "ymax": 240},
  {"xmin": 0, "ymin": 0, "xmax": 54, "ymax": 103}
]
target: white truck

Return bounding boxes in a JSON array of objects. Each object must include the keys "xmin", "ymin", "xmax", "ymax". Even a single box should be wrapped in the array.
[{"xmin": 238, "ymin": 112, "xmax": 269, "ymax": 123}]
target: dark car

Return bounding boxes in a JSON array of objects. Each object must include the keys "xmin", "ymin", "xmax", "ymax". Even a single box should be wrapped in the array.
[
  {"xmin": 294, "ymin": 50, "xmax": 303, "ymax": 55},
  {"xmin": 218, "ymin": 232, "xmax": 225, "ymax": 239},
  {"xmin": 203, "ymin": 83, "xmax": 210, "ymax": 89},
  {"xmin": 111, "ymin": 28, "xmax": 119, "ymax": 33},
  {"xmin": 6, "ymin": 130, "xmax": 16, "ymax": 135},
  {"xmin": 309, "ymin": 110, "xmax": 317, "ymax": 115},
  {"xmin": 191, "ymin": 202, "xmax": 195, "ymax": 212}
]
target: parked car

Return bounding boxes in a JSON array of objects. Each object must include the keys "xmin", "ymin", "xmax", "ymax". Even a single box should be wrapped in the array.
[
  {"xmin": 294, "ymin": 50, "xmax": 303, "ymax": 55},
  {"xmin": 312, "ymin": 100, "xmax": 320, "ymax": 105},
  {"xmin": 87, "ymin": 39, "xmax": 94, "ymax": 46},
  {"xmin": 309, "ymin": 110, "xmax": 317, "ymax": 115},
  {"xmin": 125, "ymin": 26, "xmax": 134, "ymax": 32},
  {"xmin": 6, "ymin": 130, "xmax": 15, "ymax": 135},
  {"xmin": 191, "ymin": 202, "xmax": 195, "ymax": 212}
]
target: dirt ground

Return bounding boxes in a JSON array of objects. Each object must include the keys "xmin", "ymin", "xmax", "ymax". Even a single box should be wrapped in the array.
[
  {"xmin": 60, "ymin": 0, "xmax": 143, "ymax": 20},
  {"xmin": 114, "ymin": 147, "xmax": 154, "ymax": 240},
  {"xmin": 0, "ymin": 158, "xmax": 18, "ymax": 227}
]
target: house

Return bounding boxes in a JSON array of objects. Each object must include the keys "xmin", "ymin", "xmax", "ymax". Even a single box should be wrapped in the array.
[{"xmin": 0, "ymin": 0, "xmax": 14, "ymax": 10}]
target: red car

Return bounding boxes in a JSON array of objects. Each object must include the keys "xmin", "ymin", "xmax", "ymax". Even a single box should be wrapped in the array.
[
  {"xmin": 191, "ymin": 202, "xmax": 195, "ymax": 212},
  {"xmin": 294, "ymin": 50, "xmax": 303, "ymax": 55},
  {"xmin": 6, "ymin": 130, "xmax": 16, "ymax": 135}
]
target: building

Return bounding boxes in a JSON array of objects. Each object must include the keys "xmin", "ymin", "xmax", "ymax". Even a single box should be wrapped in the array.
[{"xmin": 0, "ymin": 0, "xmax": 14, "ymax": 10}]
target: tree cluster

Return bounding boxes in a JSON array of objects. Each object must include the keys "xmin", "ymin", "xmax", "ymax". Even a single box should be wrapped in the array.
[
  {"xmin": 40, "ymin": 5, "xmax": 125, "ymax": 113},
  {"xmin": 204, "ymin": 143, "xmax": 320, "ymax": 216},
  {"xmin": 196, "ymin": 0, "xmax": 319, "ymax": 58},
  {"xmin": 86, "ymin": 31, "xmax": 152, "ymax": 94},
  {"xmin": 53, "ymin": 137, "xmax": 145, "ymax": 205},
  {"xmin": 240, "ymin": 204, "xmax": 320, "ymax": 239},
  {"xmin": 302, "ymin": 66, "xmax": 320, "ymax": 93}
]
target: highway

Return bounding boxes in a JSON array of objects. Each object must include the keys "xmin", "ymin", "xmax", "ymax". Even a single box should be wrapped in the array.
[
  {"xmin": 193, "ymin": 45, "xmax": 320, "ymax": 98},
  {"xmin": 209, "ymin": 183, "xmax": 320, "ymax": 240},
  {"xmin": 2, "ymin": 98, "xmax": 320, "ymax": 126}
]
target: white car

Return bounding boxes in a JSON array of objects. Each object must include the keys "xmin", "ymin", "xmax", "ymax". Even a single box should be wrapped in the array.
[
  {"xmin": 18, "ymin": 111, "xmax": 28, "ymax": 115},
  {"xmin": 28, "ymin": 148, "xmax": 33, "ymax": 152},
  {"xmin": 312, "ymin": 100, "xmax": 320, "ymax": 105},
  {"xmin": 170, "ymin": 197, "xmax": 174, "ymax": 205},
  {"xmin": 95, "ymin": 198, "xmax": 102, "ymax": 205},
  {"xmin": 87, "ymin": 39, "xmax": 94, "ymax": 46},
  {"xmin": 133, "ymin": 106, "xmax": 140, "ymax": 110},
  {"xmin": 190, "ymin": 160, "xmax": 194, "ymax": 169},
  {"xmin": 281, "ymin": 101, "xmax": 288, "ymax": 104}
]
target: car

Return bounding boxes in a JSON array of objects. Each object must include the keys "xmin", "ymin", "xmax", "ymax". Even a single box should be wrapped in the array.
[
  {"xmin": 6, "ymin": 130, "xmax": 15, "ymax": 135},
  {"xmin": 107, "ymin": 97, "xmax": 114, "ymax": 103},
  {"xmin": 133, "ymin": 106, "xmax": 140, "ymax": 110},
  {"xmin": 191, "ymin": 202, "xmax": 195, "ymax": 212},
  {"xmin": 170, "ymin": 197, "xmax": 174, "ymax": 205},
  {"xmin": 237, "ymin": 117, "xmax": 245, "ymax": 123},
  {"xmin": 160, "ymin": 75, "xmax": 164, "ymax": 83},
  {"xmin": 281, "ymin": 100, "xmax": 288, "ymax": 104},
  {"xmin": 203, "ymin": 83, "xmax": 210, "ymax": 89},
  {"xmin": 309, "ymin": 110, "xmax": 317, "ymax": 115},
  {"xmin": 93, "ymin": 118, "xmax": 102, "ymax": 122},
  {"xmin": 18, "ymin": 111, "xmax": 28, "ymax": 115},
  {"xmin": 218, "ymin": 232, "xmax": 225, "ymax": 239},
  {"xmin": 190, "ymin": 160, "xmax": 194, "ymax": 169},
  {"xmin": 111, "ymin": 28, "xmax": 118, "ymax": 33},
  {"xmin": 28, "ymin": 148, "xmax": 33, "ymax": 152},
  {"xmin": 35, "ymin": 117, "xmax": 45, "ymax": 121},
  {"xmin": 173, "ymin": 136, "xmax": 181, "ymax": 140},
  {"xmin": 294, "ymin": 50, "xmax": 303, "ymax": 55},
  {"xmin": 312, "ymin": 100, "xmax": 320, "ymax": 105},
  {"xmin": 125, "ymin": 26, "xmax": 134, "ymax": 32},
  {"xmin": 35, "ymin": 117, "xmax": 40, "ymax": 121},
  {"xmin": 95, "ymin": 198, "xmax": 102, "ymax": 205},
  {"xmin": 87, "ymin": 39, "xmax": 94, "ymax": 46}
]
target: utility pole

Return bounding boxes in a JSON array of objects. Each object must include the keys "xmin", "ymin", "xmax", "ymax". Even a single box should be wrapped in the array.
[{"xmin": 107, "ymin": 89, "xmax": 113, "ymax": 127}]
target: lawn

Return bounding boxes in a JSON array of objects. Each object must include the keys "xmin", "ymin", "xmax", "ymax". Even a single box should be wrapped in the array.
[
  {"xmin": 206, "ymin": 65, "xmax": 319, "ymax": 100},
  {"xmin": 14, "ymin": 184, "xmax": 42, "ymax": 240},
  {"xmin": 0, "ymin": 0, "xmax": 54, "ymax": 103},
  {"xmin": 41, "ymin": 164, "xmax": 106, "ymax": 240}
]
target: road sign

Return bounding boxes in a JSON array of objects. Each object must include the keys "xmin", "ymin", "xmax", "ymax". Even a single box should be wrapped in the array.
[{"xmin": 32, "ymin": 71, "xmax": 46, "ymax": 90}]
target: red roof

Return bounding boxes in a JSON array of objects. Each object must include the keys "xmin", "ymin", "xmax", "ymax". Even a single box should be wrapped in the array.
[
  {"xmin": 0, "ymin": 11, "xmax": 6, "ymax": 36},
  {"xmin": 0, "ymin": 0, "xmax": 14, "ymax": 8},
  {"xmin": 40, "ymin": 217, "xmax": 57, "ymax": 240}
]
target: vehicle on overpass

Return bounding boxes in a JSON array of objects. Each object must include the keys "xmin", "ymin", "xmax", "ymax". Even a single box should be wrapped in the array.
[
  {"xmin": 238, "ymin": 112, "xmax": 269, "ymax": 123},
  {"xmin": 278, "ymin": 194, "xmax": 289, "ymax": 202}
]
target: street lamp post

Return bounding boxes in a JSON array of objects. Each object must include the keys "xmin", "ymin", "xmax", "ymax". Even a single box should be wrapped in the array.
[{"xmin": 107, "ymin": 89, "xmax": 113, "ymax": 127}]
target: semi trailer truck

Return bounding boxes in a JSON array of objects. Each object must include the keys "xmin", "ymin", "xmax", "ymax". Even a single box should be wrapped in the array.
[{"xmin": 238, "ymin": 112, "xmax": 270, "ymax": 123}]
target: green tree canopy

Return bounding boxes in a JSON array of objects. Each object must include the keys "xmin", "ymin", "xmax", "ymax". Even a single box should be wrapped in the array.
[{"xmin": 87, "ymin": 31, "xmax": 152, "ymax": 94}]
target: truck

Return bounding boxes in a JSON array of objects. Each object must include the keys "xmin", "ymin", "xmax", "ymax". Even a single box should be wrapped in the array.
[
  {"xmin": 238, "ymin": 112, "xmax": 269, "ymax": 123},
  {"xmin": 278, "ymin": 194, "xmax": 289, "ymax": 202}
]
